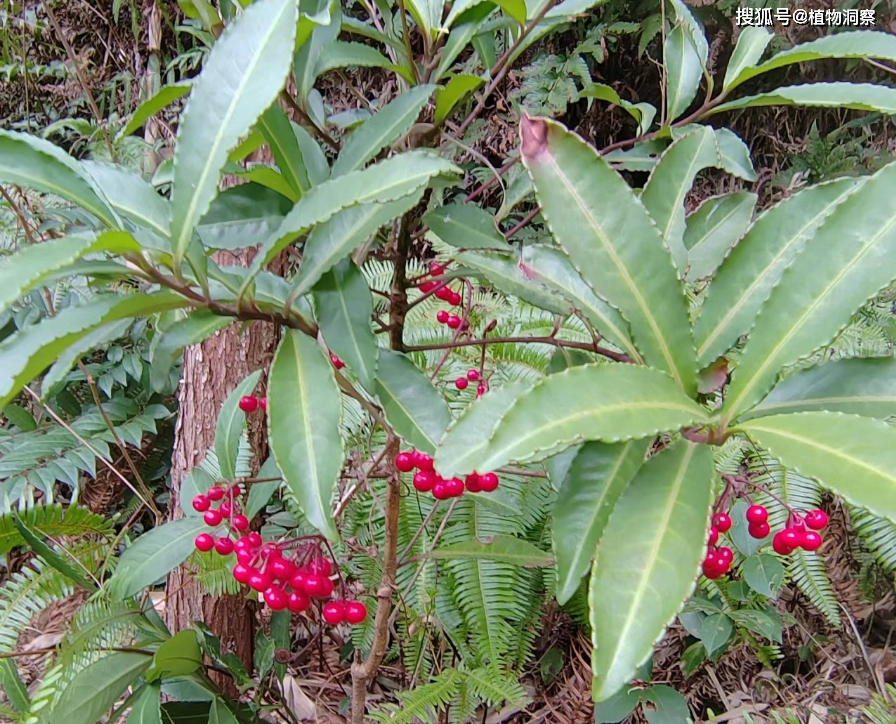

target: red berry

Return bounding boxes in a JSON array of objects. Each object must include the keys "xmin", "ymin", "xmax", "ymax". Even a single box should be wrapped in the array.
[
  {"xmin": 448, "ymin": 291, "xmax": 462, "ymax": 306},
  {"xmin": 208, "ymin": 486, "xmax": 225, "ymax": 501},
  {"xmin": 330, "ymin": 353, "xmax": 345, "ymax": 370},
  {"xmin": 718, "ymin": 547, "xmax": 733, "ymax": 566},
  {"xmin": 446, "ymin": 315, "xmax": 461, "ymax": 329},
  {"xmin": 308, "ymin": 558, "xmax": 332, "ymax": 577},
  {"xmin": 464, "ymin": 473, "xmax": 481, "ymax": 493},
  {"xmin": 195, "ymin": 533, "xmax": 215, "ymax": 552},
  {"xmin": 420, "ymin": 280, "xmax": 437, "ymax": 293},
  {"xmin": 476, "ymin": 383, "xmax": 485, "ymax": 398},
  {"xmin": 466, "ymin": 369, "xmax": 480, "ymax": 381},
  {"xmin": 444, "ymin": 477, "xmax": 465, "ymax": 497},
  {"xmin": 707, "ymin": 526, "xmax": 719, "ymax": 546},
  {"xmin": 702, "ymin": 559, "xmax": 723, "ymax": 579},
  {"xmin": 800, "ymin": 530, "xmax": 823, "ymax": 551},
  {"xmin": 746, "ymin": 505, "xmax": 768, "ymax": 525},
  {"xmin": 215, "ymin": 537, "xmax": 234, "ymax": 555},
  {"xmin": 232, "ymin": 514, "xmax": 250, "ymax": 532},
  {"xmin": 287, "ymin": 590, "xmax": 310, "ymax": 613},
  {"xmin": 233, "ymin": 564, "xmax": 253, "ymax": 584},
  {"xmin": 430, "ymin": 262, "xmax": 445, "ymax": 276},
  {"xmin": 249, "ymin": 571, "xmax": 273, "ymax": 592},
  {"xmin": 781, "ymin": 527, "xmax": 801, "ymax": 548},
  {"xmin": 436, "ymin": 310, "xmax": 449, "ymax": 324},
  {"xmin": 192, "ymin": 495, "xmax": 211, "ymax": 513},
  {"xmin": 415, "ymin": 454, "xmax": 434, "ymax": 472},
  {"xmin": 260, "ymin": 397, "xmax": 267, "ymax": 412},
  {"xmin": 396, "ymin": 452, "xmax": 415, "ymax": 472},
  {"xmin": 455, "ymin": 377, "xmax": 469, "ymax": 390},
  {"xmin": 805, "ymin": 509, "xmax": 828, "ymax": 530},
  {"xmin": 478, "ymin": 472, "xmax": 499, "ymax": 492},
  {"xmin": 238, "ymin": 395, "xmax": 258, "ymax": 413},
  {"xmin": 264, "ymin": 586, "xmax": 288, "ymax": 611},
  {"xmin": 269, "ymin": 557, "xmax": 296, "ymax": 581},
  {"xmin": 712, "ymin": 512, "xmax": 732, "ymax": 533},
  {"xmin": 435, "ymin": 286, "xmax": 452, "ymax": 301},
  {"xmin": 772, "ymin": 531, "xmax": 794, "ymax": 556},
  {"xmin": 432, "ymin": 482, "xmax": 450, "ymax": 500},
  {"xmin": 322, "ymin": 601, "xmax": 345, "ymax": 625},
  {"xmin": 289, "ymin": 571, "xmax": 307, "ymax": 591},
  {"xmin": 236, "ymin": 548, "xmax": 255, "ymax": 566},
  {"xmin": 748, "ymin": 521, "xmax": 771, "ymax": 539},
  {"xmin": 204, "ymin": 509, "xmax": 223, "ymax": 527},
  {"xmin": 234, "ymin": 536, "xmax": 251, "ymax": 550},
  {"xmin": 260, "ymin": 543, "xmax": 282, "ymax": 560},
  {"xmin": 218, "ymin": 501, "xmax": 232, "ymax": 518},
  {"xmin": 345, "ymin": 600, "xmax": 368, "ymax": 624},
  {"xmin": 413, "ymin": 471, "xmax": 436, "ymax": 492},
  {"xmin": 247, "ymin": 532, "xmax": 263, "ymax": 547},
  {"xmin": 303, "ymin": 574, "xmax": 333, "ymax": 599}
]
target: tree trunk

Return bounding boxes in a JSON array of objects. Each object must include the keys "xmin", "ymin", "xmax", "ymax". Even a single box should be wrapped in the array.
[{"xmin": 165, "ymin": 248, "xmax": 280, "ymax": 693}]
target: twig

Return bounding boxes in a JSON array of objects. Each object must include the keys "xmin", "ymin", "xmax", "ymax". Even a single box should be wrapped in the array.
[
  {"xmin": 504, "ymin": 206, "xmax": 540, "ymax": 240},
  {"xmin": 280, "ymin": 91, "xmax": 340, "ymax": 152},
  {"xmin": 465, "ymin": 158, "xmax": 518, "ymax": 203},
  {"xmin": 0, "ymin": 186, "xmax": 36, "ymax": 244}
]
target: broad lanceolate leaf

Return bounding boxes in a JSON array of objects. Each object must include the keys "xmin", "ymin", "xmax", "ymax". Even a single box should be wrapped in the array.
[
  {"xmin": 315, "ymin": 41, "xmax": 408, "ymax": 81},
  {"xmin": 695, "ymin": 178, "xmax": 861, "ymax": 368},
  {"xmin": 110, "ymin": 516, "xmax": 210, "ymax": 599},
  {"xmin": 520, "ymin": 117, "xmax": 697, "ymax": 394},
  {"xmin": 118, "ymin": 81, "xmax": 192, "ymax": 139},
  {"xmin": 723, "ymin": 26, "xmax": 772, "ymax": 90},
  {"xmin": 12, "ymin": 513, "xmax": 96, "ymax": 589},
  {"xmin": 741, "ymin": 357, "xmax": 896, "ymax": 421},
  {"xmin": 197, "ymin": 183, "xmax": 293, "ymax": 250},
  {"xmin": 83, "ymin": 161, "xmax": 172, "ymax": 239},
  {"xmin": 169, "ymin": 0, "xmax": 298, "ymax": 268},
  {"xmin": 435, "ymin": 364, "xmax": 709, "ymax": 478},
  {"xmin": 709, "ymin": 82, "xmax": 896, "ymax": 117},
  {"xmin": 519, "ymin": 245, "xmax": 639, "ymax": 361},
  {"xmin": 424, "ymin": 203, "xmax": 511, "ymax": 251},
  {"xmin": 333, "ymin": 85, "xmax": 434, "ymax": 177},
  {"xmin": 664, "ymin": 22, "xmax": 703, "ymax": 123},
  {"xmin": 147, "ymin": 630, "xmax": 202, "ymax": 682},
  {"xmin": 0, "ymin": 130, "xmax": 118, "ymax": 227},
  {"xmin": 553, "ymin": 440, "xmax": 648, "ymax": 605},
  {"xmin": 723, "ymin": 161, "xmax": 896, "ymax": 421},
  {"xmin": 376, "ymin": 348, "xmax": 452, "ymax": 454},
  {"xmin": 0, "ymin": 292, "xmax": 188, "ymax": 409},
  {"xmin": 208, "ymin": 698, "xmax": 240, "ymax": 724},
  {"xmin": 216, "ymin": 371, "xmax": 263, "ymax": 482},
  {"xmin": 590, "ymin": 441, "xmax": 714, "ymax": 701},
  {"xmin": 428, "ymin": 535, "xmax": 553, "ymax": 566},
  {"xmin": 434, "ymin": 74, "xmax": 485, "ymax": 125},
  {"xmin": 245, "ymin": 151, "xmax": 459, "ymax": 287},
  {"xmin": 48, "ymin": 652, "xmax": 153, "ymax": 724},
  {"xmin": 126, "ymin": 684, "xmax": 162, "ymax": 724},
  {"xmin": 294, "ymin": 0, "xmax": 341, "ymax": 104},
  {"xmin": 405, "ymin": 0, "xmax": 444, "ymax": 38},
  {"xmin": 150, "ymin": 311, "xmax": 233, "ymax": 392},
  {"xmin": 313, "ymin": 259, "xmax": 378, "ymax": 392},
  {"xmin": 580, "ymin": 83, "xmax": 656, "ymax": 136},
  {"xmin": 268, "ymin": 330, "xmax": 342, "ymax": 540},
  {"xmin": 684, "ymin": 191, "xmax": 756, "ymax": 282},
  {"xmin": 258, "ymin": 105, "xmax": 312, "ymax": 197},
  {"xmin": 739, "ymin": 412, "xmax": 896, "ymax": 523},
  {"xmin": 0, "ymin": 231, "xmax": 140, "ymax": 319},
  {"xmin": 642, "ymin": 127, "xmax": 754, "ymax": 272},
  {"xmin": 726, "ymin": 30, "xmax": 896, "ymax": 91}
]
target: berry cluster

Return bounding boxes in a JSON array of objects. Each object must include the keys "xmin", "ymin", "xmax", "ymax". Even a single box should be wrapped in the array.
[
  {"xmin": 455, "ymin": 368, "xmax": 487, "ymax": 398},
  {"xmin": 192, "ymin": 488, "xmax": 367, "ymax": 624},
  {"xmin": 395, "ymin": 450, "xmax": 499, "ymax": 500},
  {"xmin": 421, "ymin": 263, "xmax": 469, "ymax": 333},
  {"xmin": 772, "ymin": 509, "xmax": 827, "ymax": 556},
  {"xmin": 702, "ymin": 512, "xmax": 734, "ymax": 579},
  {"xmin": 238, "ymin": 395, "xmax": 267, "ymax": 413}
]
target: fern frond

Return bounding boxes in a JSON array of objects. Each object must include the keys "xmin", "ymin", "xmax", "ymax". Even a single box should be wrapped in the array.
[
  {"xmin": 0, "ymin": 560, "xmax": 72, "ymax": 655},
  {"xmin": 464, "ymin": 665, "xmax": 529, "ymax": 708},
  {"xmin": 787, "ymin": 551, "xmax": 841, "ymax": 628},
  {"xmin": 59, "ymin": 598, "xmax": 143, "ymax": 667},
  {"xmin": 192, "ymin": 551, "xmax": 241, "ymax": 597},
  {"xmin": 0, "ymin": 505, "xmax": 113, "ymax": 554},
  {"xmin": 368, "ymin": 668, "xmax": 459, "ymax": 724},
  {"xmin": 851, "ymin": 507, "xmax": 896, "ymax": 575}
]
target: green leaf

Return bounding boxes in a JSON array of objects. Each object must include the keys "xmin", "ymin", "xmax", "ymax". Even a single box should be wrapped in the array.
[
  {"xmin": 726, "ymin": 30, "xmax": 896, "ymax": 92},
  {"xmin": 0, "ymin": 292, "xmax": 188, "ymax": 409},
  {"xmin": 590, "ymin": 441, "xmax": 714, "ymax": 701},
  {"xmin": 603, "ymin": 140, "xmax": 668, "ymax": 173},
  {"xmin": 0, "ymin": 130, "xmax": 118, "ymax": 227},
  {"xmin": 593, "ymin": 685, "xmax": 639, "ymax": 724},
  {"xmin": 287, "ymin": 189, "xmax": 427, "ymax": 301},
  {"xmin": 169, "ymin": 0, "xmax": 298, "ymax": 268},
  {"xmin": 245, "ymin": 150, "xmax": 458, "ymax": 285},
  {"xmin": 197, "ymin": 183, "xmax": 293, "ymax": 250},
  {"xmin": 723, "ymin": 162, "xmax": 896, "ymax": 420},
  {"xmin": 552, "ymin": 440, "xmax": 648, "ymax": 605},
  {"xmin": 83, "ymin": 161, "xmax": 172, "ymax": 239},
  {"xmin": 110, "ymin": 516, "xmax": 210, "ymax": 600},
  {"xmin": 434, "ymin": 74, "xmax": 485, "ymax": 125},
  {"xmin": 520, "ymin": 117, "xmax": 697, "ymax": 394},
  {"xmin": 41, "ymin": 319, "xmax": 132, "ymax": 398},
  {"xmin": 48, "ymin": 652, "xmax": 153, "ymax": 724},
  {"xmin": 729, "ymin": 608, "xmax": 782, "ymax": 643},
  {"xmin": 119, "ymin": 82, "xmax": 193, "ymax": 139},
  {"xmin": 268, "ymin": 330, "xmax": 342, "ymax": 540},
  {"xmin": 727, "ymin": 499, "xmax": 765, "ymax": 557},
  {"xmin": 292, "ymin": 124, "xmax": 330, "ymax": 186},
  {"xmin": 150, "ymin": 311, "xmax": 233, "ymax": 393},
  {"xmin": 0, "ymin": 231, "xmax": 140, "ymax": 319},
  {"xmin": 126, "ymin": 684, "xmax": 162, "ymax": 724},
  {"xmin": 664, "ymin": 23, "xmax": 702, "ymax": 123},
  {"xmin": 258, "ymin": 104, "xmax": 311, "ymax": 196},
  {"xmin": 428, "ymin": 535, "xmax": 553, "ymax": 566},
  {"xmin": 294, "ymin": 0, "xmax": 341, "ymax": 105},
  {"xmin": 433, "ymin": 5, "xmax": 492, "ymax": 80},
  {"xmin": 405, "ymin": 0, "xmax": 444, "ymax": 38},
  {"xmin": 641, "ymin": 685, "xmax": 692, "ymax": 724},
  {"xmin": 723, "ymin": 26, "xmax": 772, "ymax": 91},
  {"xmin": 739, "ymin": 412, "xmax": 896, "ymax": 525},
  {"xmin": 435, "ymin": 364, "xmax": 709, "ymax": 478},
  {"xmin": 695, "ymin": 177, "xmax": 861, "ymax": 368},
  {"xmin": 684, "ymin": 191, "xmax": 756, "ymax": 282},
  {"xmin": 580, "ymin": 83, "xmax": 655, "ymax": 135},
  {"xmin": 208, "ymin": 698, "xmax": 240, "ymax": 724},
  {"xmin": 742, "ymin": 357, "xmax": 896, "ymax": 422},
  {"xmin": 333, "ymin": 85, "xmax": 434, "ymax": 177},
  {"xmin": 425, "ymin": 202, "xmax": 511, "ymax": 251},
  {"xmin": 519, "ymin": 244, "xmax": 639, "ymax": 361},
  {"xmin": 215, "ymin": 370, "xmax": 262, "ymax": 482},
  {"xmin": 313, "ymin": 259, "xmax": 377, "ymax": 392},
  {"xmin": 697, "ymin": 613, "xmax": 732, "ymax": 656},
  {"xmin": 315, "ymin": 41, "xmax": 408, "ymax": 81},
  {"xmin": 454, "ymin": 249, "xmax": 573, "ymax": 316},
  {"xmin": 376, "ymin": 348, "xmax": 452, "ymax": 454},
  {"xmin": 2, "ymin": 403, "xmax": 36, "ymax": 431},
  {"xmin": 709, "ymin": 82, "xmax": 896, "ymax": 117},
  {"xmin": 228, "ymin": 164, "xmax": 297, "ymax": 202},
  {"xmin": 12, "ymin": 513, "xmax": 96, "ymax": 589},
  {"xmin": 0, "ymin": 659, "xmax": 30, "ymax": 714},
  {"xmin": 147, "ymin": 630, "xmax": 202, "ymax": 682},
  {"xmin": 180, "ymin": 468, "xmax": 216, "ymax": 518},
  {"xmin": 743, "ymin": 553, "xmax": 785, "ymax": 598},
  {"xmin": 643, "ymin": 127, "xmax": 755, "ymax": 272}
]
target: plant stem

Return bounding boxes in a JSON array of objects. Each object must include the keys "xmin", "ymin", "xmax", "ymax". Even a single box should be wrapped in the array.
[
  {"xmin": 280, "ymin": 91, "xmax": 340, "ymax": 152},
  {"xmin": 405, "ymin": 334, "xmax": 633, "ymax": 363}
]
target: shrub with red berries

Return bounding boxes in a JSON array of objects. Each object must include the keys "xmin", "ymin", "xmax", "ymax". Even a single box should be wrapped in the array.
[{"xmin": 397, "ymin": 450, "xmax": 499, "ymax": 499}]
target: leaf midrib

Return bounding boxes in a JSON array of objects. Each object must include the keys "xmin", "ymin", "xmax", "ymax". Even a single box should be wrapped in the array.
[{"xmin": 292, "ymin": 334, "xmax": 327, "ymax": 528}]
